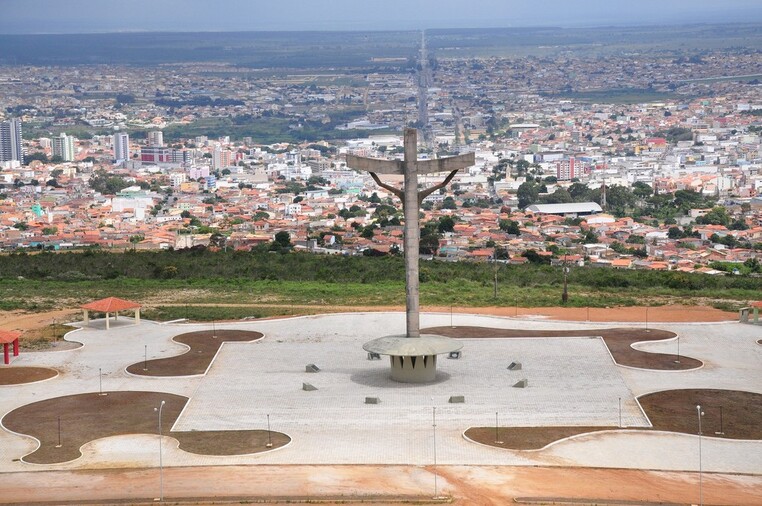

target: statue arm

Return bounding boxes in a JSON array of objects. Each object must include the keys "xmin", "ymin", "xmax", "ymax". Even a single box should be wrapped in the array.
[
  {"xmin": 417, "ymin": 170, "xmax": 459, "ymax": 204},
  {"xmin": 369, "ymin": 172, "xmax": 404, "ymax": 200}
]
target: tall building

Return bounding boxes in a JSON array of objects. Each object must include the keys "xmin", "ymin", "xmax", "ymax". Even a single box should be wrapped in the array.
[
  {"xmin": 0, "ymin": 119, "xmax": 24, "ymax": 164},
  {"xmin": 113, "ymin": 132, "xmax": 130, "ymax": 162},
  {"xmin": 147, "ymin": 131, "xmax": 164, "ymax": 147},
  {"xmin": 212, "ymin": 146, "xmax": 232, "ymax": 169},
  {"xmin": 556, "ymin": 157, "xmax": 576, "ymax": 181},
  {"xmin": 52, "ymin": 133, "xmax": 76, "ymax": 162}
]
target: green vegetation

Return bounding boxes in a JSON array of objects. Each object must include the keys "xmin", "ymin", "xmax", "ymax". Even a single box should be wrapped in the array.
[{"xmin": 0, "ymin": 250, "xmax": 759, "ymax": 317}]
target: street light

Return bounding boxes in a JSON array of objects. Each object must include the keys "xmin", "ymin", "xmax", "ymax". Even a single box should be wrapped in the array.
[
  {"xmin": 432, "ymin": 405, "xmax": 438, "ymax": 499},
  {"xmin": 266, "ymin": 414, "xmax": 272, "ymax": 448},
  {"xmin": 154, "ymin": 400, "xmax": 166, "ymax": 502},
  {"xmin": 561, "ymin": 254, "xmax": 569, "ymax": 304},
  {"xmin": 696, "ymin": 404, "xmax": 704, "ymax": 506}
]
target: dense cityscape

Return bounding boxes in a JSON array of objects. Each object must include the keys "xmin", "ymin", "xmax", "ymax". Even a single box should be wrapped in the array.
[{"xmin": 1, "ymin": 29, "xmax": 761, "ymax": 276}]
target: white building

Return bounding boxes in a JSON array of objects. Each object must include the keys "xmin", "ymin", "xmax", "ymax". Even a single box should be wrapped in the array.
[
  {"xmin": 52, "ymin": 133, "xmax": 76, "ymax": 162},
  {"xmin": 113, "ymin": 132, "xmax": 130, "ymax": 162},
  {"xmin": 147, "ymin": 131, "xmax": 164, "ymax": 147},
  {"xmin": 0, "ymin": 119, "xmax": 24, "ymax": 164}
]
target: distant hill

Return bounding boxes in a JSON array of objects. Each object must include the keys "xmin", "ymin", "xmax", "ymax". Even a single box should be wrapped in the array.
[{"xmin": 1, "ymin": 23, "xmax": 761, "ymax": 67}]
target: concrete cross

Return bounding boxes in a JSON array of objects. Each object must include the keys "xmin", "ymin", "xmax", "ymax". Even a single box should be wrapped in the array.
[{"xmin": 346, "ymin": 128, "xmax": 475, "ymax": 338}]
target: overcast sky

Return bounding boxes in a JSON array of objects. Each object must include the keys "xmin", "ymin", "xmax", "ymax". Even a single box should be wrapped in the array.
[{"xmin": 1, "ymin": 0, "xmax": 761, "ymax": 33}]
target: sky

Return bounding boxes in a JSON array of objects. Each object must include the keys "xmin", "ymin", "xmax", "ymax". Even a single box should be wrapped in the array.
[{"xmin": 1, "ymin": 0, "xmax": 761, "ymax": 34}]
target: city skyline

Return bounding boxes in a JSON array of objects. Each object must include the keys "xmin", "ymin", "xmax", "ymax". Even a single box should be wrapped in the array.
[{"xmin": 2, "ymin": 0, "xmax": 762, "ymax": 34}]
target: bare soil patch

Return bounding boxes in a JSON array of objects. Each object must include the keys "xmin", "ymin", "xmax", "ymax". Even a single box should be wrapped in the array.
[
  {"xmin": 2, "ymin": 391, "xmax": 289, "ymax": 464},
  {"xmin": 466, "ymin": 389, "xmax": 762, "ymax": 450},
  {"xmin": 639, "ymin": 389, "xmax": 762, "ymax": 440},
  {"xmin": 174, "ymin": 429, "xmax": 290, "ymax": 455},
  {"xmin": 465, "ymin": 426, "xmax": 619, "ymax": 450},
  {"xmin": 3, "ymin": 391, "xmax": 187, "ymax": 464},
  {"xmin": 126, "ymin": 329, "xmax": 263, "ymax": 376},
  {"xmin": 0, "ymin": 366, "xmax": 57, "ymax": 385},
  {"xmin": 423, "ymin": 326, "xmax": 700, "ymax": 370}
]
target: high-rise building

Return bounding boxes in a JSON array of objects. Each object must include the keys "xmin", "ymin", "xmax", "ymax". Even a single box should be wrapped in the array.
[
  {"xmin": 52, "ymin": 133, "xmax": 76, "ymax": 162},
  {"xmin": 212, "ymin": 146, "xmax": 232, "ymax": 169},
  {"xmin": 0, "ymin": 119, "xmax": 24, "ymax": 164},
  {"xmin": 147, "ymin": 131, "xmax": 164, "ymax": 147},
  {"xmin": 556, "ymin": 157, "xmax": 576, "ymax": 181},
  {"xmin": 113, "ymin": 132, "xmax": 130, "ymax": 162}
]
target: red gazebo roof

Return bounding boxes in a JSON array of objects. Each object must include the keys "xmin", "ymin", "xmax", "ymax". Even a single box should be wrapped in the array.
[
  {"xmin": 81, "ymin": 297, "xmax": 141, "ymax": 312},
  {"xmin": 0, "ymin": 330, "xmax": 22, "ymax": 344}
]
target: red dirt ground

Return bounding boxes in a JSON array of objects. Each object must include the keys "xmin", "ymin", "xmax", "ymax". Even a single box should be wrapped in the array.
[
  {"xmin": 125, "ymin": 329, "xmax": 263, "ymax": 376},
  {"xmin": 0, "ymin": 366, "xmax": 57, "ymax": 385},
  {"xmin": 2, "ymin": 391, "xmax": 289, "ymax": 464}
]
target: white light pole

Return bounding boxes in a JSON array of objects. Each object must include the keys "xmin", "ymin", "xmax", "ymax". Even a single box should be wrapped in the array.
[
  {"xmin": 154, "ymin": 400, "xmax": 166, "ymax": 502},
  {"xmin": 696, "ymin": 404, "xmax": 704, "ymax": 506},
  {"xmin": 432, "ymin": 405, "xmax": 438, "ymax": 499}
]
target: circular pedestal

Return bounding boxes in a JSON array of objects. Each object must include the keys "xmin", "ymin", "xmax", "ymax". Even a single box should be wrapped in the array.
[
  {"xmin": 363, "ymin": 334, "xmax": 462, "ymax": 384},
  {"xmin": 389, "ymin": 354, "xmax": 437, "ymax": 382}
]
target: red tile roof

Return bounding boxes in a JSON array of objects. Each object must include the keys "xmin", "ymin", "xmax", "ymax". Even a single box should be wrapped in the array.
[
  {"xmin": 80, "ymin": 297, "xmax": 141, "ymax": 312},
  {"xmin": 0, "ymin": 330, "xmax": 22, "ymax": 344}
]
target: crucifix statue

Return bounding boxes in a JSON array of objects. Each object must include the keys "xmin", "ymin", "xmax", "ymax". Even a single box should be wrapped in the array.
[{"xmin": 346, "ymin": 128, "xmax": 475, "ymax": 338}]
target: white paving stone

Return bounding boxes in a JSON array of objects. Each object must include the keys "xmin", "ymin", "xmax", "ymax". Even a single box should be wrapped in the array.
[{"xmin": 0, "ymin": 312, "xmax": 759, "ymax": 473}]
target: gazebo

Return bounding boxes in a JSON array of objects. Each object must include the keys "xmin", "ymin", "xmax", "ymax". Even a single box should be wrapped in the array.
[
  {"xmin": 80, "ymin": 297, "xmax": 141, "ymax": 330},
  {"xmin": 0, "ymin": 330, "xmax": 21, "ymax": 365}
]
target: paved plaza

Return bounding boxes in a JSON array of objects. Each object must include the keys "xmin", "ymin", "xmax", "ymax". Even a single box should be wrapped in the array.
[{"xmin": 0, "ymin": 311, "xmax": 760, "ymax": 474}]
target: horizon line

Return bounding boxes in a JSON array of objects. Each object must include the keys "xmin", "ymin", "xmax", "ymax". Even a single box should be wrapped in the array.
[{"xmin": 2, "ymin": 20, "xmax": 761, "ymax": 36}]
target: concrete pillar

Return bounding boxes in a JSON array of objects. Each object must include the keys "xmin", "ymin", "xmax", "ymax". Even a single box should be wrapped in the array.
[
  {"xmin": 3, "ymin": 343, "xmax": 8, "ymax": 365},
  {"xmin": 402, "ymin": 128, "xmax": 420, "ymax": 338},
  {"xmin": 105, "ymin": 312, "xmax": 110, "ymax": 330},
  {"xmin": 83, "ymin": 310, "xmax": 89, "ymax": 326},
  {"xmin": 389, "ymin": 354, "xmax": 436, "ymax": 383},
  {"xmin": 754, "ymin": 307, "xmax": 759, "ymax": 323},
  {"xmin": 135, "ymin": 308, "xmax": 141, "ymax": 325},
  {"xmin": 12, "ymin": 339, "xmax": 19, "ymax": 357}
]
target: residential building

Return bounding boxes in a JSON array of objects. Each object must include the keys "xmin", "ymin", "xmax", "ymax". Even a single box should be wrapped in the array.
[
  {"xmin": 113, "ymin": 132, "xmax": 130, "ymax": 162},
  {"xmin": 0, "ymin": 118, "xmax": 23, "ymax": 164},
  {"xmin": 51, "ymin": 133, "xmax": 76, "ymax": 162},
  {"xmin": 556, "ymin": 157, "xmax": 577, "ymax": 181},
  {"xmin": 147, "ymin": 130, "xmax": 164, "ymax": 147}
]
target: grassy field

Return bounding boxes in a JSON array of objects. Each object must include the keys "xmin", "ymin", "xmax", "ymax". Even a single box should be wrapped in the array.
[{"xmin": 1, "ymin": 250, "xmax": 759, "ymax": 321}]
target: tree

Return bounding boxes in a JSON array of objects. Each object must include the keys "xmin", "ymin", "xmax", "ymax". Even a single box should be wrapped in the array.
[
  {"xmin": 517, "ymin": 181, "xmax": 539, "ymax": 208},
  {"xmin": 437, "ymin": 216, "xmax": 455, "ymax": 233},
  {"xmin": 274, "ymin": 231, "xmax": 291, "ymax": 248},
  {"xmin": 89, "ymin": 170, "xmax": 131, "ymax": 195},
  {"xmin": 568, "ymin": 182, "xmax": 591, "ymax": 202},
  {"xmin": 632, "ymin": 182, "xmax": 653, "ymax": 199},
  {"xmin": 42, "ymin": 227, "xmax": 58, "ymax": 235},
  {"xmin": 369, "ymin": 192, "xmax": 382, "ymax": 204},
  {"xmin": 440, "ymin": 196, "xmax": 457, "ymax": 210},
  {"xmin": 696, "ymin": 207, "xmax": 730, "ymax": 226},
  {"xmin": 499, "ymin": 219, "xmax": 521, "ymax": 235},
  {"xmin": 667, "ymin": 226, "xmax": 684, "ymax": 240},
  {"xmin": 522, "ymin": 249, "xmax": 550, "ymax": 264}
]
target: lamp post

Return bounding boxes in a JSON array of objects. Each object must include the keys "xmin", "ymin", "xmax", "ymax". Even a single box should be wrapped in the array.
[
  {"xmin": 561, "ymin": 254, "xmax": 569, "ymax": 304},
  {"xmin": 697, "ymin": 404, "xmax": 704, "ymax": 506},
  {"xmin": 154, "ymin": 400, "xmax": 166, "ymax": 502},
  {"xmin": 266, "ymin": 414, "xmax": 272, "ymax": 448},
  {"xmin": 432, "ymin": 405, "xmax": 438, "ymax": 499},
  {"xmin": 675, "ymin": 335, "xmax": 680, "ymax": 364}
]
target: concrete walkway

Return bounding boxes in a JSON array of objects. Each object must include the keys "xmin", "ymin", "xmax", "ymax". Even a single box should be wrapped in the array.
[{"xmin": 0, "ymin": 312, "xmax": 759, "ymax": 475}]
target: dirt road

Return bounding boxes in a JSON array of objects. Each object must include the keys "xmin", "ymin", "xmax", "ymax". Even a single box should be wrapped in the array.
[
  {"xmin": 0, "ymin": 304, "xmax": 737, "ymax": 335},
  {"xmin": 0, "ymin": 465, "xmax": 758, "ymax": 505}
]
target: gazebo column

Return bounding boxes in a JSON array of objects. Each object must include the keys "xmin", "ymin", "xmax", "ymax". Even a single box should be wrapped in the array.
[
  {"xmin": 12, "ymin": 338, "xmax": 19, "ymax": 357},
  {"xmin": 105, "ymin": 312, "xmax": 110, "ymax": 330},
  {"xmin": 83, "ymin": 310, "xmax": 89, "ymax": 326},
  {"xmin": 135, "ymin": 308, "xmax": 141, "ymax": 325},
  {"xmin": 3, "ymin": 343, "xmax": 9, "ymax": 365}
]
